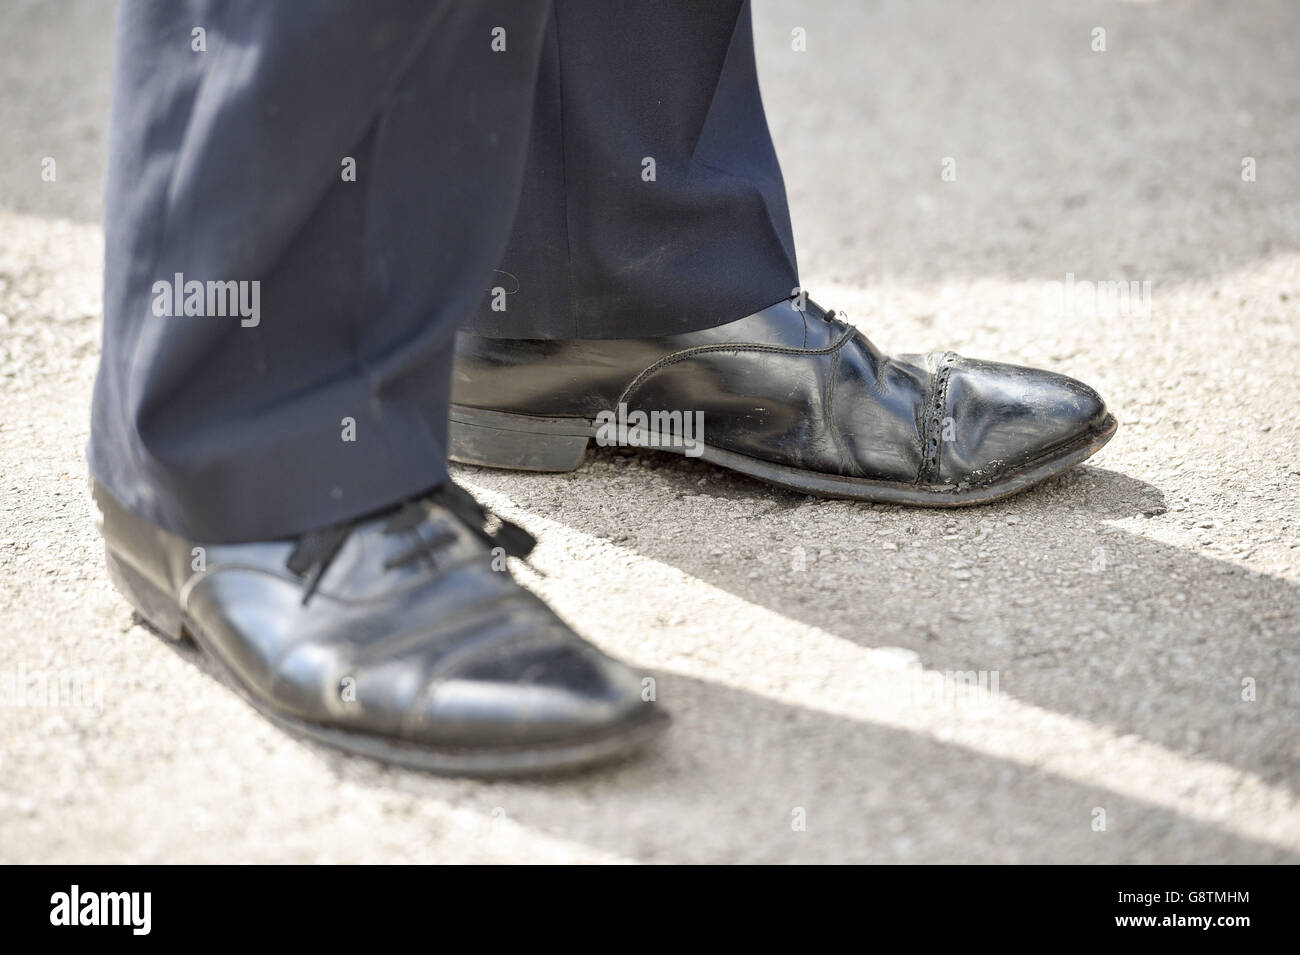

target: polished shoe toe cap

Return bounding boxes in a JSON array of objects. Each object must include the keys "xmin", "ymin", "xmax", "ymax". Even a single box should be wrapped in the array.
[
  {"xmin": 408, "ymin": 631, "xmax": 657, "ymax": 748},
  {"xmin": 936, "ymin": 355, "xmax": 1111, "ymax": 485}
]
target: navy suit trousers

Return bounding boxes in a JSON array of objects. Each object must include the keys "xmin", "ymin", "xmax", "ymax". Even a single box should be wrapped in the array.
[{"xmin": 89, "ymin": 0, "xmax": 797, "ymax": 542}]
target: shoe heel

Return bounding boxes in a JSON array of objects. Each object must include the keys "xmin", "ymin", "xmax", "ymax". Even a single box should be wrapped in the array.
[
  {"xmin": 105, "ymin": 548, "xmax": 187, "ymax": 642},
  {"xmin": 449, "ymin": 405, "xmax": 591, "ymax": 472}
]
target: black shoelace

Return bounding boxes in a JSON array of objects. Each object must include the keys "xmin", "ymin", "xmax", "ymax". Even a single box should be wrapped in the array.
[{"xmin": 285, "ymin": 482, "xmax": 536, "ymax": 605}]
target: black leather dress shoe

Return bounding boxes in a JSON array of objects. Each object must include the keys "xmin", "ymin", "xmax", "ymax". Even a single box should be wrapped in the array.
[
  {"xmin": 450, "ymin": 296, "xmax": 1117, "ymax": 505},
  {"xmin": 94, "ymin": 480, "xmax": 667, "ymax": 775}
]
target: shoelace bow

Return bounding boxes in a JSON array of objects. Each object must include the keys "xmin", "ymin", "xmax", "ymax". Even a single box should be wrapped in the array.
[{"xmin": 285, "ymin": 482, "xmax": 536, "ymax": 605}]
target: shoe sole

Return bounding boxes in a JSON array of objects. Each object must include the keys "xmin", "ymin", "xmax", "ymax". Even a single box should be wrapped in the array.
[
  {"xmin": 449, "ymin": 404, "xmax": 1119, "ymax": 507},
  {"xmin": 104, "ymin": 549, "xmax": 670, "ymax": 777}
]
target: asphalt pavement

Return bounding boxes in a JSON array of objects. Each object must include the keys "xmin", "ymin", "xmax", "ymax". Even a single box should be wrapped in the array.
[{"xmin": 2, "ymin": 0, "xmax": 1298, "ymax": 863}]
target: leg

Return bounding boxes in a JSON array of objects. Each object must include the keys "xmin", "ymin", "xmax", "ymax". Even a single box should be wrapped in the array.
[
  {"xmin": 461, "ymin": 0, "xmax": 798, "ymax": 340},
  {"xmin": 91, "ymin": 0, "xmax": 667, "ymax": 773},
  {"xmin": 92, "ymin": 0, "xmax": 551, "ymax": 543},
  {"xmin": 449, "ymin": 2, "xmax": 1117, "ymax": 501}
]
